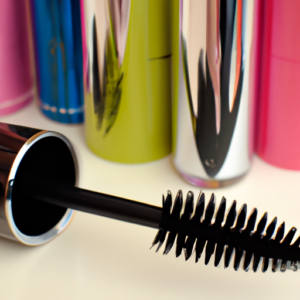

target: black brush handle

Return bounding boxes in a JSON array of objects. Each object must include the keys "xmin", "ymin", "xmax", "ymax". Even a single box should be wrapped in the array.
[
  {"xmin": 13, "ymin": 179, "xmax": 300, "ymax": 272},
  {"xmin": 14, "ymin": 180, "xmax": 162, "ymax": 229}
]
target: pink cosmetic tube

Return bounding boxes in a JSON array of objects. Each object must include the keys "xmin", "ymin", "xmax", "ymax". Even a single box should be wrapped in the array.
[
  {"xmin": 0, "ymin": 0, "xmax": 34, "ymax": 117},
  {"xmin": 255, "ymin": 0, "xmax": 300, "ymax": 170}
]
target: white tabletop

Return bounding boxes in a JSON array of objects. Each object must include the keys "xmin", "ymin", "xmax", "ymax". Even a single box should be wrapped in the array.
[{"xmin": 1, "ymin": 102, "xmax": 300, "ymax": 300}]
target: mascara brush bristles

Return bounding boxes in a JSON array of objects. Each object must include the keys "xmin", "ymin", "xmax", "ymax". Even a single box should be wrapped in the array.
[
  {"xmin": 17, "ymin": 177, "xmax": 300, "ymax": 273},
  {"xmin": 152, "ymin": 190, "xmax": 300, "ymax": 272}
]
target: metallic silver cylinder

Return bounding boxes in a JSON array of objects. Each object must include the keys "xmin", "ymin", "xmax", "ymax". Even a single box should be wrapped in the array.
[
  {"xmin": 0, "ymin": 122, "xmax": 78, "ymax": 245},
  {"xmin": 173, "ymin": 0, "xmax": 257, "ymax": 187}
]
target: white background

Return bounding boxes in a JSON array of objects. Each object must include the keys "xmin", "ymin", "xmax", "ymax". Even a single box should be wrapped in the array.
[{"xmin": 1, "ymin": 102, "xmax": 300, "ymax": 300}]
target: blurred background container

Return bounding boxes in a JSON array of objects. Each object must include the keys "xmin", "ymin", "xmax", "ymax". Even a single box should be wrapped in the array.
[
  {"xmin": 81, "ymin": 0, "xmax": 172, "ymax": 163},
  {"xmin": 255, "ymin": 0, "xmax": 300, "ymax": 170},
  {"xmin": 0, "ymin": 0, "xmax": 34, "ymax": 116},
  {"xmin": 31, "ymin": 0, "xmax": 84, "ymax": 124},
  {"xmin": 172, "ymin": 0, "xmax": 259, "ymax": 187}
]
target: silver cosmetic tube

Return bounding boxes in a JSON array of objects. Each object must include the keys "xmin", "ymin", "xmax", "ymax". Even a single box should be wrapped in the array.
[
  {"xmin": 0, "ymin": 123, "xmax": 77, "ymax": 245},
  {"xmin": 173, "ymin": 0, "xmax": 257, "ymax": 187}
]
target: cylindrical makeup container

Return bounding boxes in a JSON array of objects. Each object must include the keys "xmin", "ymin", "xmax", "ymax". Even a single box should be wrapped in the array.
[
  {"xmin": 0, "ymin": 122, "xmax": 77, "ymax": 245},
  {"xmin": 0, "ymin": 0, "xmax": 34, "ymax": 116},
  {"xmin": 255, "ymin": 0, "xmax": 300, "ymax": 170},
  {"xmin": 30, "ymin": 0, "xmax": 84, "ymax": 124},
  {"xmin": 172, "ymin": 0, "xmax": 258, "ymax": 187},
  {"xmin": 81, "ymin": 0, "xmax": 172, "ymax": 163}
]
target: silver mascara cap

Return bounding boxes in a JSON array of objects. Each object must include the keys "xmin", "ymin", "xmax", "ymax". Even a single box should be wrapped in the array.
[
  {"xmin": 173, "ymin": 0, "xmax": 257, "ymax": 187},
  {"xmin": 0, "ymin": 123, "xmax": 78, "ymax": 246}
]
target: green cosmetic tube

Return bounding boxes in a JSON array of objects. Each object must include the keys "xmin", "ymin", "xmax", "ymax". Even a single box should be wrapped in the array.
[{"xmin": 81, "ymin": 0, "xmax": 172, "ymax": 163}]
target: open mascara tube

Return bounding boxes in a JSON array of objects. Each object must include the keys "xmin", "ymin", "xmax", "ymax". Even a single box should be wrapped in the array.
[
  {"xmin": 0, "ymin": 122, "xmax": 77, "ymax": 245},
  {"xmin": 1, "ymin": 122, "xmax": 300, "ymax": 272}
]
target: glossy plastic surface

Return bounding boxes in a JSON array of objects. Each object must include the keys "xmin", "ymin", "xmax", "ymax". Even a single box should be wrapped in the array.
[
  {"xmin": 255, "ymin": 0, "xmax": 300, "ymax": 170},
  {"xmin": 82, "ymin": 0, "xmax": 172, "ymax": 163}
]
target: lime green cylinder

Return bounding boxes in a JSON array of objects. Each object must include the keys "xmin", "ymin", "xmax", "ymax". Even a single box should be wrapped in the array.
[{"xmin": 82, "ymin": 0, "xmax": 172, "ymax": 163}]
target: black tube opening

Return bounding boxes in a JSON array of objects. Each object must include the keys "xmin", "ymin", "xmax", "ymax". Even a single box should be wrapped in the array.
[{"xmin": 11, "ymin": 136, "xmax": 76, "ymax": 236}]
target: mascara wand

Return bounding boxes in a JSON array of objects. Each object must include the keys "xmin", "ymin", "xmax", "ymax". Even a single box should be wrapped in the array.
[
  {"xmin": 1, "ymin": 122, "xmax": 300, "ymax": 273},
  {"xmin": 14, "ymin": 178, "xmax": 300, "ymax": 273}
]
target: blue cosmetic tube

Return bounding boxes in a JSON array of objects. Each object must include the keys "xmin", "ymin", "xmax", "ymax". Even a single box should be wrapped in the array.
[{"xmin": 31, "ymin": 0, "xmax": 84, "ymax": 124}]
